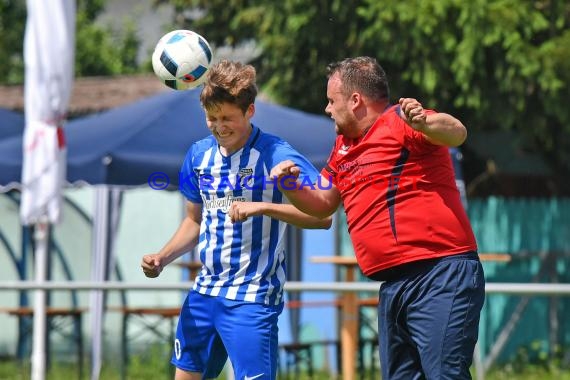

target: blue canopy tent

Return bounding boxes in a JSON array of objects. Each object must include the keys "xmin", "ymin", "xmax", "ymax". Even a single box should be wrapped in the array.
[
  {"xmin": 0, "ymin": 108, "xmax": 25, "ymax": 140},
  {"xmin": 0, "ymin": 107, "xmax": 27, "ymax": 360},
  {"xmin": 0, "ymin": 88, "xmax": 335, "ymax": 187},
  {"xmin": 0, "ymin": 88, "xmax": 336, "ymax": 367},
  {"xmin": 0, "ymin": 106, "xmax": 26, "ymax": 299}
]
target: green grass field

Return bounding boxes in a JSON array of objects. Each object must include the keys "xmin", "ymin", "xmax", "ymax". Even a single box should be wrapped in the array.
[
  {"xmin": 1, "ymin": 361, "xmax": 570, "ymax": 380},
  {"xmin": 1, "ymin": 342, "xmax": 569, "ymax": 380}
]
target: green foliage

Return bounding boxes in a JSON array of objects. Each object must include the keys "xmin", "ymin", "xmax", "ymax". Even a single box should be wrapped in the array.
[
  {"xmin": 160, "ymin": 0, "xmax": 570, "ymax": 175},
  {"xmin": 0, "ymin": 0, "xmax": 143, "ymax": 85},
  {"xmin": 499, "ymin": 341, "xmax": 570, "ymax": 376},
  {"xmin": 159, "ymin": 0, "xmax": 369, "ymax": 113},
  {"xmin": 75, "ymin": 14, "xmax": 141, "ymax": 76},
  {"xmin": 0, "ymin": 0, "xmax": 27, "ymax": 84},
  {"xmin": 73, "ymin": 0, "xmax": 143, "ymax": 76}
]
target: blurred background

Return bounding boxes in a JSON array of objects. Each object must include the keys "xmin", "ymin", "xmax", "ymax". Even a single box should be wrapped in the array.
[{"xmin": 1, "ymin": 0, "xmax": 570, "ymax": 379}]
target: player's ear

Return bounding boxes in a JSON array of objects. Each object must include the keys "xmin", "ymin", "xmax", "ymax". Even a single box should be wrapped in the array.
[
  {"xmin": 350, "ymin": 92, "xmax": 362, "ymax": 111},
  {"xmin": 245, "ymin": 103, "xmax": 255, "ymax": 119}
]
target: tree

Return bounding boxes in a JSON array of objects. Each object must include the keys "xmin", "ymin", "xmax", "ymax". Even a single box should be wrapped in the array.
[
  {"xmin": 1, "ymin": 0, "xmax": 142, "ymax": 85},
  {"xmin": 1, "ymin": 0, "xmax": 27, "ymax": 84},
  {"xmin": 160, "ymin": 0, "xmax": 570, "ymax": 176},
  {"xmin": 74, "ymin": 0, "xmax": 141, "ymax": 77}
]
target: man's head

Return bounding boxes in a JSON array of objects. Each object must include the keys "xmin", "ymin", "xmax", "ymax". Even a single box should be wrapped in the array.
[
  {"xmin": 200, "ymin": 59, "xmax": 258, "ymax": 113},
  {"xmin": 200, "ymin": 60, "xmax": 258, "ymax": 154},
  {"xmin": 325, "ymin": 57, "xmax": 390, "ymax": 138},
  {"xmin": 326, "ymin": 56, "xmax": 389, "ymax": 102}
]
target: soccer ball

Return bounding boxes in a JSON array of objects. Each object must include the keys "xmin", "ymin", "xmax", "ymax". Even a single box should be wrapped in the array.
[{"xmin": 152, "ymin": 29, "xmax": 213, "ymax": 90}]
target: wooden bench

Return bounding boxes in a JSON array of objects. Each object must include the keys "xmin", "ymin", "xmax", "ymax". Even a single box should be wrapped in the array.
[
  {"xmin": 108, "ymin": 306, "xmax": 181, "ymax": 379},
  {"xmin": 279, "ymin": 342, "xmax": 314, "ymax": 379},
  {"xmin": 0, "ymin": 306, "xmax": 86, "ymax": 378},
  {"xmin": 110, "ymin": 260, "xmax": 198, "ymax": 379},
  {"xmin": 279, "ymin": 339, "xmax": 342, "ymax": 379}
]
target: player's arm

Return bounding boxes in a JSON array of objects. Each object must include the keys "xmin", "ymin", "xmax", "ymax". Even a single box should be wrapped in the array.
[
  {"xmin": 229, "ymin": 201, "xmax": 332, "ymax": 229},
  {"xmin": 399, "ymin": 97, "xmax": 467, "ymax": 147},
  {"xmin": 141, "ymin": 201, "xmax": 202, "ymax": 278},
  {"xmin": 269, "ymin": 161, "xmax": 342, "ymax": 219}
]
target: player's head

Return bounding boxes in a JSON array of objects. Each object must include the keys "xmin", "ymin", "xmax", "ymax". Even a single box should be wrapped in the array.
[
  {"xmin": 325, "ymin": 57, "xmax": 389, "ymax": 137},
  {"xmin": 326, "ymin": 56, "xmax": 389, "ymax": 103},
  {"xmin": 200, "ymin": 59, "xmax": 258, "ymax": 114},
  {"xmin": 200, "ymin": 60, "xmax": 257, "ymax": 153}
]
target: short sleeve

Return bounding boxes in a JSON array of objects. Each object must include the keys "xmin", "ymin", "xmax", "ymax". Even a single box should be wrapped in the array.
[
  {"xmin": 321, "ymin": 144, "xmax": 339, "ymax": 186},
  {"xmin": 178, "ymin": 144, "xmax": 202, "ymax": 203},
  {"xmin": 395, "ymin": 106, "xmax": 440, "ymax": 154},
  {"xmin": 268, "ymin": 140, "xmax": 319, "ymax": 184}
]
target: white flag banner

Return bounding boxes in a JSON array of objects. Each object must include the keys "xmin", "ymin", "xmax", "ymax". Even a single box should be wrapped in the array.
[
  {"xmin": 21, "ymin": 120, "xmax": 67, "ymax": 223},
  {"xmin": 22, "ymin": 2, "xmax": 75, "ymax": 380},
  {"xmin": 21, "ymin": 0, "xmax": 75, "ymax": 225}
]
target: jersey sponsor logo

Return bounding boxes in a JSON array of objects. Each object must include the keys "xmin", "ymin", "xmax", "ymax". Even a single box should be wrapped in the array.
[
  {"xmin": 338, "ymin": 160, "xmax": 359, "ymax": 172},
  {"xmin": 202, "ymin": 194, "xmax": 246, "ymax": 212},
  {"xmin": 238, "ymin": 167, "xmax": 255, "ymax": 187},
  {"xmin": 238, "ymin": 167, "xmax": 253, "ymax": 177}
]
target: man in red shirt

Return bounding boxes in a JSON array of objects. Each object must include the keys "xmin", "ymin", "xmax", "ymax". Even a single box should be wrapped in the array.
[{"xmin": 271, "ymin": 56, "xmax": 485, "ymax": 379}]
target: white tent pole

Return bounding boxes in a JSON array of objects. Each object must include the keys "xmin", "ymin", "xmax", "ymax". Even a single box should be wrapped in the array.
[
  {"xmin": 107, "ymin": 188, "xmax": 122, "ymax": 284},
  {"xmin": 31, "ymin": 220, "xmax": 48, "ymax": 380},
  {"xmin": 89, "ymin": 186, "xmax": 110, "ymax": 380}
]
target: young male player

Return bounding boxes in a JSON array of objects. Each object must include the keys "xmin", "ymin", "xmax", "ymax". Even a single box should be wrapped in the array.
[{"xmin": 141, "ymin": 59, "xmax": 331, "ymax": 380}]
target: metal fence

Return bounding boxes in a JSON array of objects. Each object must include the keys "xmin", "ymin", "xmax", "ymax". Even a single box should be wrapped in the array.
[{"xmin": 2, "ymin": 280, "xmax": 570, "ymax": 380}]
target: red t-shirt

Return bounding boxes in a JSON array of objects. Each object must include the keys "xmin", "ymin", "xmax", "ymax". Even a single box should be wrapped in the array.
[{"xmin": 321, "ymin": 105, "xmax": 477, "ymax": 276}]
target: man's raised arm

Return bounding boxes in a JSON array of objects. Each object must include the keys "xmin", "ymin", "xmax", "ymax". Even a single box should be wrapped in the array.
[{"xmin": 270, "ymin": 160, "xmax": 341, "ymax": 219}]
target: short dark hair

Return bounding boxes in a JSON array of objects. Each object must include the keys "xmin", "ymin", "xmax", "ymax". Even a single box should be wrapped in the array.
[
  {"xmin": 200, "ymin": 59, "xmax": 258, "ymax": 113},
  {"xmin": 326, "ymin": 56, "xmax": 389, "ymax": 102}
]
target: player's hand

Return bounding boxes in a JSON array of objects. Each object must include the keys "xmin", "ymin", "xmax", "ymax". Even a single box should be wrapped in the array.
[
  {"xmin": 270, "ymin": 160, "xmax": 300, "ymax": 190},
  {"xmin": 399, "ymin": 98, "xmax": 427, "ymax": 131},
  {"xmin": 228, "ymin": 201, "xmax": 264, "ymax": 223},
  {"xmin": 141, "ymin": 254, "xmax": 164, "ymax": 278}
]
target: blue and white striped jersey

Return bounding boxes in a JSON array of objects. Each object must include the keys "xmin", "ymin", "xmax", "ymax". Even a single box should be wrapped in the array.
[{"xmin": 179, "ymin": 125, "xmax": 318, "ymax": 305}]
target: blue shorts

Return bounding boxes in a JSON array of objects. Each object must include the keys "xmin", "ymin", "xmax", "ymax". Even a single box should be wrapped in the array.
[
  {"xmin": 378, "ymin": 252, "xmax": 485, "ymax": 380},
  {"xmin": 171, "ymin": 290, "xmax": 283, "ymax": 379}
]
